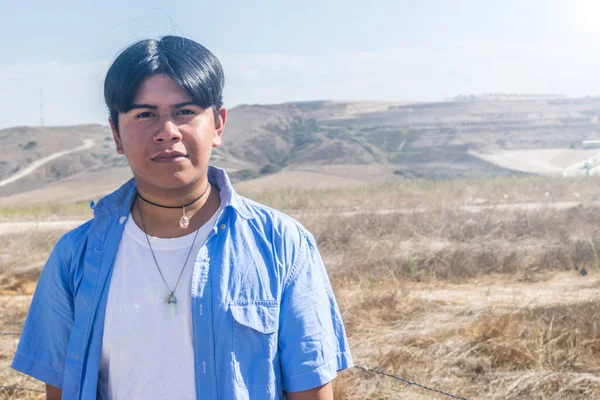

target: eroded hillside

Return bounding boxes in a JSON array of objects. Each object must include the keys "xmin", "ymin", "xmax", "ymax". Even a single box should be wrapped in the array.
[{"xmin": 2, "ymin": 98, "xmax": 600, "ymax": 199}]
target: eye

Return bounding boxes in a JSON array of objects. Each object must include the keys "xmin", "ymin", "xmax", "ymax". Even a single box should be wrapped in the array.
[
  {"xmin": 136, "ymin": 111, "xmax": 154, "ymax": 119},
  {"xmin": 176, "ymin": 109, "xmax": 196, "ymax": 116}
]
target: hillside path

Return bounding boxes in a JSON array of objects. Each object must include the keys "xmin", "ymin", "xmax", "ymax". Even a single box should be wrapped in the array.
[{"xmin": 0, "ymin": 139, "xmax": 96, "ymax": 187}]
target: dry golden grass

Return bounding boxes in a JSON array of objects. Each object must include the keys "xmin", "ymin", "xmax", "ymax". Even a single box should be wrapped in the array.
[
  {"xmin": 464, "ymin": 303, "xmax": 600, "ymax": 373},
  {"xmin": 310, "ymin": 205, "xmax": 600, "ymax": 285},
  {"xmin": 0, "ymin": 202, "xmax": 92, "ymax": 221},
  {"xmin": 0, "ymin": 230, "xmax": 63, "ymax": 297},
  {"xmin": 328, "ymin": 280, "xmax": 600, "ymax": 399},
  {"xmin": 247, "ymin": 174, "xmax": 600, "ymax": 213},
  {"xmin": 452, "ymin": 303, "xmax": 600, "ymax": 398},
  {"xmin": 3, "ymin": 177, "xmax": 600, "ymax": 399},
  {"xmin": 0, "ymin": 230, "xmax": 58, "ymax": 399},
  {"xmin": 3, "ymin": 173, "xmax": 600, "ymax": 219}
]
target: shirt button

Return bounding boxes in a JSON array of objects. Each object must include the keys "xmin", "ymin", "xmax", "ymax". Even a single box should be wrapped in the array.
[
  {"xmin": 84, "ymin": 299, "xmax": 89, "ymax": 305},
  {"xmin": 73, "ymin": 355, "xmax": 79, "ymax": 360},
  {"xmin": 219, "ymin": 224, "xmax": 226, "ymax": 230},
  {"xmin": 202, "ymin": 362, "xmax": 207, "ymax": 373}
]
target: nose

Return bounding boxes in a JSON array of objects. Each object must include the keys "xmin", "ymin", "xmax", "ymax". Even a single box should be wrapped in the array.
[{"xmin": 153, "ymin": 120, "xmax": 182, "ymax": 143}]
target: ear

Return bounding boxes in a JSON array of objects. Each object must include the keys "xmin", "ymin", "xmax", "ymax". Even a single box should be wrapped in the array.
[
  {"xmin": 109, "ymin": 117, "xmax": 124, "ymax": 154},
  {"xmin": 212, "ymin": 107, "xmax": 227, "ymax": 148}
]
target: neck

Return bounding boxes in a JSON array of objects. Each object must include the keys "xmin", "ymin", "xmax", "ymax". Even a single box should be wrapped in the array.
[
  {"xmin": 138, "ymin": 182, "xmax": 210, "ymax": 210},
  {"xmin": 132, "ymin": 182, "xmax": 221, "ymax": 238},
  {"xmin": 135, "ymin": 177, "xmax": 212, "ymax": 208}
]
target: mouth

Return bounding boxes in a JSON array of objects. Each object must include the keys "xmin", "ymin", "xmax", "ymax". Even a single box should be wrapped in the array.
[{"xmin": 152, "ymin": 152, "xmax": 188, "ymax": 163}]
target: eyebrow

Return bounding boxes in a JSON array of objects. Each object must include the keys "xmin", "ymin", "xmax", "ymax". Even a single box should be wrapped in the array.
[
  {"xmin": 129, "ymin": 101, "xmax": 199, "ymax": 110},
  {"xmin": 173, "ymin": 101, "xmax": 199, "ymax": 108},
  {"xmin": 130, "ymin": 103, "xmax": 157, "ymax": 110}
]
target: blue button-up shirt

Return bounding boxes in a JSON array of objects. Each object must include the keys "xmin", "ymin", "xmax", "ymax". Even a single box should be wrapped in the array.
[{"xmin": 12, "ymin": 166, "xmax": 353, "ymax": 399}]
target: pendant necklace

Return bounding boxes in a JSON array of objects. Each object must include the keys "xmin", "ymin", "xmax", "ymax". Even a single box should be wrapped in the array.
[
  {"xmin": 137, "ymin": 182, "xmax": 210, "ymax": 229},
  {"xmin": 136, "ymin": 199, "xmax": 201, "ymax": 306}
]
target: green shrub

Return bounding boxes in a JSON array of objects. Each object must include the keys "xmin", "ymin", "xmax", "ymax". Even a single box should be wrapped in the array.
[
  {"xmin": 23, "ymin": 141, "xmax": 37, "ymax": 150},
  {"xmin": 260, "ymin": 164, "xmax": 282, "ymax": 175}
]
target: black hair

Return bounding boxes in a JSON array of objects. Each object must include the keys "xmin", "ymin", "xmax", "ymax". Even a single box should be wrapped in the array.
[{"xmin": 104, "ymin": 35, "xmax": 224, "ymax": 131}]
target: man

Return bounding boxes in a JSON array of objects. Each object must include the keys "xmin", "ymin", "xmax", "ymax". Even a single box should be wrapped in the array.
[{"xmin": 12, "ymin": 36, "xmax": 352, "ymax": 399}]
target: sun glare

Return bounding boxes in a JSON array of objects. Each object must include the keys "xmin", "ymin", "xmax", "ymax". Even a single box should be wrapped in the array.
[{"xmin": 573, "ymin": 0, "xmax": 600, "ymax": 32}]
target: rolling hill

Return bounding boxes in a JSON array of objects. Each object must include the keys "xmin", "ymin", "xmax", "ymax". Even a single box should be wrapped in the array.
[{"xmin": 2, "ymin": 97, "xmax": 600, "ymax": 204}]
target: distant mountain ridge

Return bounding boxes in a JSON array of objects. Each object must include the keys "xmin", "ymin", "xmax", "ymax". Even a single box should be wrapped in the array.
[{"xmin": 2, "ymin": 98, "xmax": 600, "ymax": 199}]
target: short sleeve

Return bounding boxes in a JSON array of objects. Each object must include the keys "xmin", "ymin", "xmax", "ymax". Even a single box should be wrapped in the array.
[
  {"xmin": 11, "ymin": 235, "xmax": 74, "ymax": 388},
  {"xmin": 278, "ymin": 232, "xmax": 353, "ymax": 393}
]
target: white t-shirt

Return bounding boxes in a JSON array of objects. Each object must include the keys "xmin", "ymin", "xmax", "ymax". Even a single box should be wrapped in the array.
[{"xmin": 97, "ymin": 209, "xmax": 220, "ymax": 400}]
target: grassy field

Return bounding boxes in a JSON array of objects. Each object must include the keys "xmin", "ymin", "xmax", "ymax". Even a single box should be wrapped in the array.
[
  {"xmin": 3, "ymin": 174, "xmax": 600, "ymax": 219},
  {"xmin": 2, "ymin": 176, "xmax": 600, "ymax": 399}
]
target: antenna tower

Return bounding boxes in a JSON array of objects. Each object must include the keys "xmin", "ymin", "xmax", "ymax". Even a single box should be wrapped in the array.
[{"xmin": 40, "ymin": 87, "xmax": 45, "ymax": 127}]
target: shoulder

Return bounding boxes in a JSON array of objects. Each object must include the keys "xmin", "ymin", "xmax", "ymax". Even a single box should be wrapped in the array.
[
  {"xmin": 239, "ymin": 196, "xmax": 314, "ymax": 245},
  {"xmin": 50, "ymin": 219, "xmax": 94, "ymax": 270},
  {"xmin": 56, "ymin": 177, "xmax": 135, "ymax": 259},
  {"xmin": 235, "ymin": 197, "xmax": 320, "ymax": 285},
  {"xmin": 59, "ymin": 219, "xmax": 94, "ymax": 247}
]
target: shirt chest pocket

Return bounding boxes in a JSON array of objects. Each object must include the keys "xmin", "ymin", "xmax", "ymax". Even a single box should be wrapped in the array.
[{"xmin": 230, "ymin": 301, "xmax": 280, "ymax": 390}]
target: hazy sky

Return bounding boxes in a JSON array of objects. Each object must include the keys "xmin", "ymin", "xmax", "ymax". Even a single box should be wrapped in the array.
[{"xmin": 1, "ymin": 0, "xmax": 599, "ymax": 129}]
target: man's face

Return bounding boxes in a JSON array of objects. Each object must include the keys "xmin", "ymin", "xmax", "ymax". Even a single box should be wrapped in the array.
[{"xmin": 109, "ymin": 74, "xmax": 226, "ymax": 193}]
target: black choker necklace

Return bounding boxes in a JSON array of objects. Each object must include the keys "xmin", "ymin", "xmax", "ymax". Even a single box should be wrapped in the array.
[{"xmin": 137, "ymin": 183, "xmax": 211, "ymax": 229}]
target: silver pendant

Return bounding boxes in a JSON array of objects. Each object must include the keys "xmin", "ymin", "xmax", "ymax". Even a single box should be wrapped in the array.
[
  {"xmin": 179, "ymin": 206, "xmax": 190, "ymax": 229},
  {"xmin": 164, "ymin": 292, "xmax": 177, "ymax": 304}
]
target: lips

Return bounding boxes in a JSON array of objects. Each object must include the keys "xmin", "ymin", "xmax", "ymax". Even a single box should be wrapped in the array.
[{"xmin": 152, "ymin": 151, "xmax": 188, "ymax": 162}]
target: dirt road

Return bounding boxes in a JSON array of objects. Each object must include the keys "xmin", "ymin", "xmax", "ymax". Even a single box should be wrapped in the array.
[
  {"xmin": 0, "ymin": 219, "xmax": 87, "ymax": 235},
  {"xmin": 0, "ymin": 139, "xmax": 96, "ymax": 187}
]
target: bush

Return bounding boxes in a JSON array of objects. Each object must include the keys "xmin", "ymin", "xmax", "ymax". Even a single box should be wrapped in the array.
[
  {"xmin": 23, "ymin": 141, "xmax": 37, "ymax": 150},
  {"xmin": 259, "ymin": 164, "xmax": 281, "ymax": 175},
  {"xmin": 235, "ymin": 169, "xmax": 259, "ymax": 181}
]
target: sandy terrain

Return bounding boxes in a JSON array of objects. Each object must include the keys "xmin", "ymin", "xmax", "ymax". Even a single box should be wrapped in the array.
[
  {"xmin": 0, "ymin": 166, "xmax": 394, "ymax": 206},
  {"xmin": 324, "ymin": 101, "xmax": 408, "ymax": 120},
  {"xmin": 0, "ymin": 164, "xmax": 366, "ymax": 206},
  {"xmin": 291, "ymin": 164, "xmax": 397, "ymax": 183},
  {"xmin": 470, "ymin": 148, "xmax": 600, "ymax": 176},
  {"xmin": 235, "ymin": 170, "xmax": 368, "ymax": 192},
  {"xmin": 0, "ymin": 168, "xmax": 132, "ymax": 207}
]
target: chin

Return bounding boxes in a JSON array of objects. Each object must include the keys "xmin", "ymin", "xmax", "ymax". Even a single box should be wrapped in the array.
[{"xmin": 135, "ymin": 171, "xmax": 200, "ymax": 192}]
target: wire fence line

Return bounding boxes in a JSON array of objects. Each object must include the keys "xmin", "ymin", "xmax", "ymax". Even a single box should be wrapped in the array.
[
  {"xmin": 355, "ymin": 365, "xmax": 468, "ymax": 400},
  {"xmin": 1, "ymin": 331, "xmax": 469, "ymax": 399}
]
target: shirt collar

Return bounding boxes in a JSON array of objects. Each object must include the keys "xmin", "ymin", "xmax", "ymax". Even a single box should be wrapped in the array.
[
  {"xmin": 93, "ymin": 165, "xmax": 254, "ymax": 220},
  {"xmin": 208, "ymin": 165, "xmax": 254, "ymax": 220}
]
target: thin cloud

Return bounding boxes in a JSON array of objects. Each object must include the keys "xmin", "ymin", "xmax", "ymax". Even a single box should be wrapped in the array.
[{"xmin": 1, "ymin": 42, "xmax": 599, "ymax": 129}]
